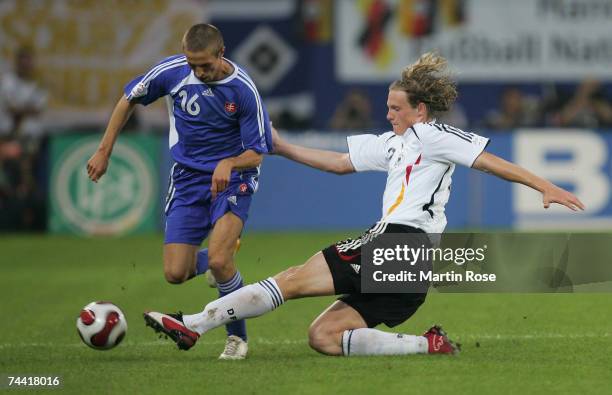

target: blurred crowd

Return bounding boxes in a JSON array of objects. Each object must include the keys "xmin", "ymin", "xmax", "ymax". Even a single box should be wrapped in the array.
[
  {"xmin": 0, "ymin": 47, "xmax": 47, "ymax": 231},
  {"xmin": 272, "ymin": 82, "xmax": 612, "ymax": 132},
  {"xmin": 479, "ymin": 81, "xmax": 612, "ymax": 131},
  {"xmin": 1, "ymin": 44, "xmax": 612, "ymax": 233}
]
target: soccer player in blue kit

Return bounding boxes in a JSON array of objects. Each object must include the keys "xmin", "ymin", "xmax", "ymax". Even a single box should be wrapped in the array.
[{"xmin": 87, "ymin": 24, "xmax": 272, "ymax": 360}]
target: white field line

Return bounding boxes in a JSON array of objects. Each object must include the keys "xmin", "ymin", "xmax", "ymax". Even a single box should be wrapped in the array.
[
  {"xmin": 0, "ymin": 339, "xmax": 307, "ymax": 349},
  {"xmin": 0, "ymin": 333, "xmax": 609, "ymax": 349},
  {"xmin": 464, "ymin": 333, "xmax": 611, "ymax": 340}
]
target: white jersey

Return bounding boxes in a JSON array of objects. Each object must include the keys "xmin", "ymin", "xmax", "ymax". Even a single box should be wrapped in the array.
[
  {"xmin": 347, "ymin": 122, "xmax": 489, "ymax": 233},
  {"xmin": 0, "ymin": 72, "xmax": 47, "ymax": 137}
]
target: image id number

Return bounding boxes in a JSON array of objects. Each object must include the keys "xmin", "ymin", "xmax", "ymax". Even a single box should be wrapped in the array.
[{"xmin": 3, "ymin": 375, "xmax": 62, "ymax": 388}]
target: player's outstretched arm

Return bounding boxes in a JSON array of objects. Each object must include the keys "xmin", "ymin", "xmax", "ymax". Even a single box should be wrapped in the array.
[
  {"xmin": 472, "ymin": 151, "xmax": 585, "ymax": 211},
  {"xmin": 271, "ymin": 125, "xmax": 354, "ymax": 174},
  {"xmin": 86, "ymin": 96, "xmax": 136, "ymax": 182}
]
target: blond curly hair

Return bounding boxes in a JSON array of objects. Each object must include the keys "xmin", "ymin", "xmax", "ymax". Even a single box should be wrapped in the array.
[{"xmin": 389, "ymin": 51, "xmax": 458, "ymax": 118}]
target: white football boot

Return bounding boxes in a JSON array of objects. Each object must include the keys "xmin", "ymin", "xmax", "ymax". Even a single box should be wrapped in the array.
[
  {"xmin": 205, "ymin": 270, "xmax": 218, "ymax": 288},
  {"xmin": 219, "ymin": 335, "xmax": 248, "ymax": 360}
]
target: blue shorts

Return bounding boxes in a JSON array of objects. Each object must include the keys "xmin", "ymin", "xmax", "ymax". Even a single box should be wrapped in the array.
[{"xmin": 164, "ymin": 164, "xmax": 255, "ymax": 245}]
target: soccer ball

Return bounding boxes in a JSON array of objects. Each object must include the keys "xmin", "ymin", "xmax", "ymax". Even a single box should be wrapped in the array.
[{"xmin": 76, "ymin": 301, "xmax": 127, "ymax": 350}]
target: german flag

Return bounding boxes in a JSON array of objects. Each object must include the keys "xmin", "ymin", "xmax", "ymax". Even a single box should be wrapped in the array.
[
  {"xmin": 301, "ymin": 0, "xmax": 333, "ymax": 43},
  {"xmin": 398, "ymin": 0, "xmax": 436, "ymax": 37},
  {"xmin": 398, "ymin": 0, "xmax": 465, "ymax": 37},
  {"xmin": 357, "ymin": 0, "xmax": 393, "ymax": 68}
]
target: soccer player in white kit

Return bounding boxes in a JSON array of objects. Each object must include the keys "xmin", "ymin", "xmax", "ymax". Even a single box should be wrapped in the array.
[{"xmin": 144, "ymin": 52, "xmax": 584, "ymax": 357}]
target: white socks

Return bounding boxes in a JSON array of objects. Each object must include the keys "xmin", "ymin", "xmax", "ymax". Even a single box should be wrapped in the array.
[
  {"xmin": 183, "ymin": 277, "xmax": 284, "ymax": 335},
  {"xmin": 342, "ymin": 328, "xmax": 428, "ymax": 356},
  {"xmin": 182, "ymin": 276, "xmax": 428, "ymax": 356}
]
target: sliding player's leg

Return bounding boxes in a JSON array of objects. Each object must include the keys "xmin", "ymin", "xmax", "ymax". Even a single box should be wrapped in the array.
[
  {"xmin": 143, "ymin": 251, "xmax": 335, "ymax": 350},
  {"xmin": 308, "ymin": 232, "xmax": 459, "ymax": 356},
  {"xmin": 145, "ymin": 227, "xmax": 359, "ymax": 351},
  {"xmin": 146, "ymin": 224, "xmax": 460, "ymax": 356},
  {"xmin": 308, "ymin": 300, "xmax": 432, "ymax": 356},
  {"xmin": 185, "ymin": 251, "xmax": 335, "ymax": 333},
  {"xmin": 339, "ymin": 323, "xmax": 460, "ymax": 356},
  {"xmin": 307, "ymin": 300, "xmax": 368, "ymax": 355},
  {"xmin": 311, "ymin": 294, "xmax": 459, "ymax": 356}
]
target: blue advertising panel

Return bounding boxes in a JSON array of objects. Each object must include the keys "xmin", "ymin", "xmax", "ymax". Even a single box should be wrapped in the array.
[{"xmin": 158, "ymin": 129, "xmax": 612, "ymax": 231}]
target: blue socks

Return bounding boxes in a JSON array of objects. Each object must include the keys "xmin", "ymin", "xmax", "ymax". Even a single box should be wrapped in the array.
[
  {"xmin": 195, "ymin": 248, "xmax": 209, "ymax": 275},
  {"xmin": 218, "ymin": 271, "xmax": 247, "ymax": 341}
]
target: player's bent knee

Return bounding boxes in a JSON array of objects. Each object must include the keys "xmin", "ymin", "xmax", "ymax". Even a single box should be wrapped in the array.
[
  {"xmin": 308, "ymin": 323, "xmax": 342, "ymax": 356},
  {"xmin": 163, "ymin": 267, "xmax": 190, "ymax": 284},
  {"xmin": 207, "ymin": 252, "xmax": 232, "ymax": 271}
]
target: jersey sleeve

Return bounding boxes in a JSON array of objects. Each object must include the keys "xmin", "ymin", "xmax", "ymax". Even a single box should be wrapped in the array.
[
  {"xmin": 237, "ymin": 83, "xmax": 272, "ymax": 154},
  {"xmin": 123, "ymin": 55, "xmax": 186, "ymax": 106},
  {"xmin": 417, "ymin": 123, "xmax": 489, "ymax": 167},
  {"xmin": 346, "ymin": 133, "xmax": 392, "ymax": 172}
]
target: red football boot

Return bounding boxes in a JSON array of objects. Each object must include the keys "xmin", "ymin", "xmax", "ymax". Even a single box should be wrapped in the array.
[
  {"xmin": 423, "ymin": 325, "xmax": 460, "ymax": 355},
  {"xmin": 144, "ymin": 311, "xmax": 200, "ymax": 350}
]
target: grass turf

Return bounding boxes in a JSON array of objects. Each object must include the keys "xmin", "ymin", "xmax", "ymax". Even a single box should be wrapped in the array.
[{"xmin": 1, "ymin": 233, "xmax": 611, "ymax": 394}]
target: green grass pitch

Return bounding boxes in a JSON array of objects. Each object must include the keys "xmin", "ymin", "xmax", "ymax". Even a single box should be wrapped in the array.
[{"xmin": 1, "ymin": 233, "xmax": 611, "ymax": 394}]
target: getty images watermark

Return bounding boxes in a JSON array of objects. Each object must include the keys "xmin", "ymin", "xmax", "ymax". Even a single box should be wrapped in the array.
[
  {"xmin": 371, "ymin": 242, "xmax": 493, "ymax": 282},
  {"xmin": 361, "ymin": 233, "xmax": 612, "ymax": 293}
]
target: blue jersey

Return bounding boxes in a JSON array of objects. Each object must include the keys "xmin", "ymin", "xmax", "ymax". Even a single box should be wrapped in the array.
[{"xmin": 124, "ymin": 55, "xmax": 272, "ymax": 177}]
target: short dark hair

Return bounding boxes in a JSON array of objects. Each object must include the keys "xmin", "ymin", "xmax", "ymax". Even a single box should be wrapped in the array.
[{"xmin": 182, "ymin": 23, "xmax": 224, "ymax": 55}]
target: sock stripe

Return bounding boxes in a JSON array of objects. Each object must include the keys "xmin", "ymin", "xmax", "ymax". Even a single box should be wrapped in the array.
[
  {"xmin": 347, "ymin": 329, "xmax": 354, "ymax": 356},
  {"xmin": 218, "ymin": 277, "xmax": 240, "ymax": 291},
  {"xmin": 258, "ymin": 279, "xmax": 282, "ymax": 308},
  {"xmin": 258, "ymin": 281, "xmax": 278, "ymax": 308},
  {"xmin": 259, "ymin": 280, "xmax": 280, "ymax": 308},
  {"xmin": 218, "ymin": 272, "xmax": 243, "ymax": 292},
  {"xmin": 220, "ymin": 271, "xmax": 242, "ymax": 288},
  {"xmin": 263, "ymin": 278, "xmax": 284, "ymax": 305}
]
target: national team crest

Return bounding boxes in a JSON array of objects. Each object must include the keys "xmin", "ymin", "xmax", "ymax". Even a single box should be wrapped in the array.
[
  {"xmin": 131, "ymin": 82, "xmax": 147, "ymax": 98},
  {"xmin": 225, "ymin": 102, "xmax": 237, "ymax": 114},
  {"xmin": 239, "ymin": 183, "xmax": 248, "ymax": 193}
]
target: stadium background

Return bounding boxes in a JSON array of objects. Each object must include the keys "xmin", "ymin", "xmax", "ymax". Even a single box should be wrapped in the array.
[
  {"xmin": 2, "ymin": 0, "xmax": 612, "ymax": 234},
  {"xmin": 1, "ymin": 1, "xmax": 612, "ymax": 394}
]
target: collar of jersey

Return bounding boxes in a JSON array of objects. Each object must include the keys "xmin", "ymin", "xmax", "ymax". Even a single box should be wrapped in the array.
[{"xmin": 206, "ymin": 58, "xmax": 239, "ymax": 85}]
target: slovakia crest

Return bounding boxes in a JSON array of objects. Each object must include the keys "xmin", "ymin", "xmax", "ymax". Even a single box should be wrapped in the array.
[
  {"xmin": 131, "ymin": 82, "xmax": 147, "ymax": 98},
  {"xmin": 225, "ymin": 102, "xmax": 237, "ymax": 114},
  {"xmin": 239, "ymin": 183, "xmax": 248, "ymax": 193}
]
